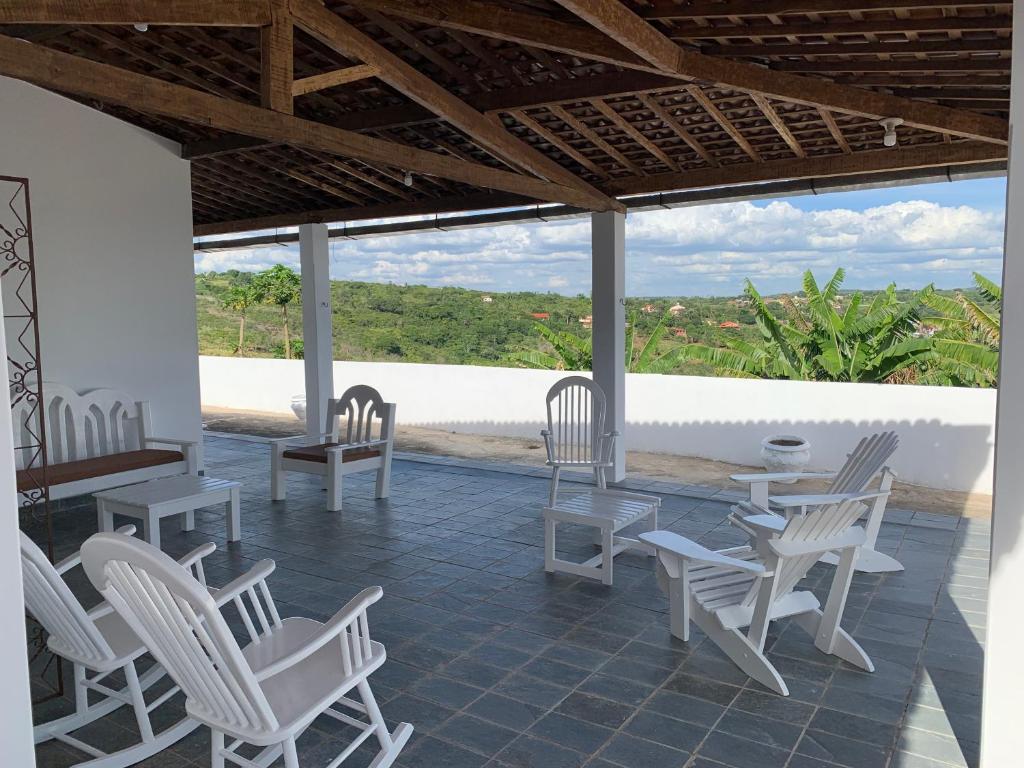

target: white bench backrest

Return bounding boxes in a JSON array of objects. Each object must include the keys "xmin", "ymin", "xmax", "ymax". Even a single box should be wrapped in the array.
[{"xmin": 12, "ymin": 382, "xmax": 150, "ymax": 468}]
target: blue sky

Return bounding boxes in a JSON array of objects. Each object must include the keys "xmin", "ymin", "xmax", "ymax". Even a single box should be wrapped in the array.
[{"xmin": 194, "ymin": 176, "xmax": 1006, "ymax": 297}]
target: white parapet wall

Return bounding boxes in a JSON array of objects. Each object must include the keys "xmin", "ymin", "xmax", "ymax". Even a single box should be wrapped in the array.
[{"xmin": 199, "ymin": 356, "xmax": 996, "ymax": 494}]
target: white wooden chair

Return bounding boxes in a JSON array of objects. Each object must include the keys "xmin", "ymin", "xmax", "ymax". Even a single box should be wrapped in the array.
[
  {"xmin": 542, "ymin": 376, "xmax": 618, "ymax": 506},
  {"xmin": 21, "ymin": 527, "xmax": 213, "ymax": 768},
  {"xmin": 730, "ymin": 432, "xmax": 902, "ymax": 573},
  {"xmin": 13, "ymin": 382, "xmax": 199, "ymax": 503},
  {"xmin": 271, "ymin": 385, "xmax": 396, "ymax": 512},
  {"xmin": 640, "ymin": 493, "xmax": 884, "ymax": 696},
  {"xmin": 80, "ymin": 532, "xmax": 412, "ymax": 768}
]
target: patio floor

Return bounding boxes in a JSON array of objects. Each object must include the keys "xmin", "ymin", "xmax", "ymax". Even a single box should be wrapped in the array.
[{"xmin": 31, "ymin": 434, "xmax": 988, "ymax": 768}]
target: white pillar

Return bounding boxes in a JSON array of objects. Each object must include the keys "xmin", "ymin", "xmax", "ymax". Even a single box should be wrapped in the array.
[
  {"xmin": 299, "ymin": 223, "xmax": 333, "ymax": 439},
  {"xmin": 981, "ymin": 9, "xmax": 1023, "ymax": 764},
  {"xmin": 591, "ymin": 210, "xmax": 626, "ymax": 481},
  {"xmin": 0, "ymin": 287, "xmax": 36, "ymax": 767}
]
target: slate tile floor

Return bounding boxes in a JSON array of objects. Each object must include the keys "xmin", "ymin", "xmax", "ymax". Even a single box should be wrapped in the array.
[{"xmin": 29, "ymin": 434, "xmax": 988, "ymax": 768}]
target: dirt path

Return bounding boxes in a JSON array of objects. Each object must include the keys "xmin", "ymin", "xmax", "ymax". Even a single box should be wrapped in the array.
[{"xmin": 202, "ymin": 406, "xmax": 991, "ymax": 519}]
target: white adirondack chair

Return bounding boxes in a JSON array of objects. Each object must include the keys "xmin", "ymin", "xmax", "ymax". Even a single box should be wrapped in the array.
[
  {"xmin": 542, "ymin": 376, "xmax": 618, "ymax": 506},
  {"xmin": 271, "ymin": 385, "xmax": 396, "ymax": 512},
  {"xmin": 730, "ymin": 431, "xmax": 902, "ymax": 573},
  {"xmin": 21, "ymin": 527, "xmax": 213, "ymax": 768},
  {"xmin": 80, "ymin": 532, "xmax": 412, "ymax": 768},
  {"xmin": 640, "ymin": 494, "xmax": 883, "ymax": 697}
]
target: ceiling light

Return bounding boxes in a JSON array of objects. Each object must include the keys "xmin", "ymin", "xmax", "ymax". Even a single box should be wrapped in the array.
[
  {"xmin": 133, "ymin": 23, "xmax": 149, "ymax": 32},
  {"xmin": 403, "ymin": 171, "xmax": 413, "ymax": 187},
  {"xmin": 879, "ymin": 117, "xmax": 903, "ymax": 148}
]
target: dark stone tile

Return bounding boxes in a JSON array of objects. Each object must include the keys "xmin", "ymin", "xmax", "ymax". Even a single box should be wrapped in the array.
[
  {"xmin": 576, "ymin": 673, "xmax": 655, "ymax": 706},
  {"xmin": 402, "ymin": 735, "xmax": 488, "ymax": 768},
  {"xmin": 435, "ymin": 714, "xmax": 518, "ymax": 756},
  {"xmin": 411, "ymin": 675, "xmax": 484, "ymax": 709},
  {"xmin": 697, "ymin": 731, "xmax": 790, "ymax": 768},
  {"xmin": 522, "ymin": 657, "xmax": 592, "ymax": 687},
  {"xmin": 467, "ymin": 694, "xmax": 544, "ymax": 731},
  {"xmin": 530, "ymin": 713, "xmax": 615, "ymax": 754},
  {"xmin": 809, "ymin": 708, "xmax": 898, "ymax": 749},
  {"xmin": 716, "ymin": 710, "xmax": 803, "ymax": 751},
  {"xmin": 645, "ymin": 690, "xmax": 725, "ymax": 728},
  {"xmin": 625, "ymin": 710, "xmax": 707, "ymax": 752},
  {"xmin": 493, "ymin": 673, "xmax": 571, "ymax": 709},
  {"xmin": 441, "ymin": 658, "xmax": 510, "ymax": 689},
  {"xmin": 663, "ymin": 673, "xmax": 742, "ymax": 707},
  {"xmin": 498, "ymin": 735, "xmax": 587, "ymax": 768},
  {"xmin": 797, "ymin": 731, "xmax": 891, "ymax": 768},
  {"xmin": 556, "ymin": 693, "xmax": 635, "ymax": 729},
  {"xmin": 731, "ymin": 689, "xmax": 816, "ymax": 726},
  {"xmin": 598, "ymin": 733, "xmax": 689, "ymax": 768},
  {"xmin": 382, "ymin": 694, "xmax": 456, "ymax": 732}
]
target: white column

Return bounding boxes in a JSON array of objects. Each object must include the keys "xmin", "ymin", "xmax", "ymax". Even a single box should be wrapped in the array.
[
  {"xmin": 0, "ymin": 288, "xmax": 36, "ymax": 767},
  {"xmin": 299, "ymin": 223, "xmax": 333, "ymax": 439},
  {"xmin": 591, "ymin": 210, "xmax": 626, "ymax": 481},
  {"xmin": 980, "ymin": 9, "xmax": 1023, "ymax": 765}
]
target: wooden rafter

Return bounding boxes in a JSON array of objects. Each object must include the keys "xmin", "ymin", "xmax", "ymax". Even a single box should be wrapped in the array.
[
  {"xmin": 749, "ymin": 94, "xmax": 804, "ymax": 159},
  {"xmin": 292, "ymin": 64, "xmax": 379, "ymax": 96},
  {"xmin": 818, "ymin": 109, "xmax": 852, "ymax": 154},
  {"xmin": 605, "ymin": 141, "xmax": 1006, "ymax": 197},
  {"xmin": 0, "ymin": 34, "xmax": 603, "ymax": 209},
  {"xmin": 642, "ymin": 0, "xmax": 997, "ymax": 18},
  {"xmin": 290, "ymin": 0, "xmax": 619, "ymax": 212},
  {"xmin": 704, "ymin": 39, "xmax": 1014, "ymax": 58},
  {"xmin": 548, "ymin": 105, "xmax": 644, "ymax": 176},
  {"xmin": 506, "ymin": 110, "xmax": 610, "ymax": 181},
  {"xmin": 260, "ymin": 0, "xmax": 292, "ymax": 114},
  {"xmin": 591, "ymin": 100, "xmax": 680, "ymax": 172},
  {"xmin": 686, "ymin": 86, "xmax": 761, "ymax": 162},
  {"xmin": 0, "ymin": 0, "xmax": 270, "ymax": 26},
  {"xmin": 636, "ymin": 94, "xmax": 718, "ymax": 168},
  {"xmin": 666, "ymin": 16, "xmax": 1012, "ymax": 40}
]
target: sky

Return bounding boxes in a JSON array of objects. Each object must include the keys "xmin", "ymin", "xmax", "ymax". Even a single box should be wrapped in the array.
[{"xmin": 193, "ymin": 176, "xmax": 1007, "ymax": 298}]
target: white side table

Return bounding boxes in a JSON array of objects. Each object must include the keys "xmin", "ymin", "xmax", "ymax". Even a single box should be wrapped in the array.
[
  {"xmin": 95, "ymin": 475, "xmax": 241, "ymax": 550},
  {"xmin": 544, "ymin": 489, "xmax": 660, "ymax": 585}
]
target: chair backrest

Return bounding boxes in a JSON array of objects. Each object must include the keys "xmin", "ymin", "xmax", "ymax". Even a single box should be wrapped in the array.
[
  {"xmin": 19, "ymin": 532, "xmax": 116, "ymax": 668},
  {"xmin": 81, "ymin": 533, "xmax": 279, "ymax": 737},
  {"xmin": 13, "ymin": 382, "xmax": 148, "ymax": 468},
  {"xmin": 828, "ymin": 431, "xmax": 898, "ymax": 494},
  {"xmin": 742, "ymin": 498, "xmax": 869, "ymax": 608},
  {"xmin": 327, "ymin": 385, "xmax": 391, "ymax": 446},
  {"xmin": 545, "ymin": 376, "xmax": 607, "ymax": 465}
]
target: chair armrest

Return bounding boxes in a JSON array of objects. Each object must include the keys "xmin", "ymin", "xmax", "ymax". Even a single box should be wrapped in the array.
[
  {"xmin": 730, "ymin": 471, "xmax": 836, "ymax": 484},
  {"xmin": 177, "ymin": 542, "xmax": 217, "ymax": 587},
  {"xmin": 639, "ymin": 531, "xmax": 766, "ymax": 575},
  {"xmin": 323, "ymin": 438, "xmax": 390, "ymax": 453},
  {"xmin": 268, "ymin": 433, "xmax": 333, "ymax": 446},
  {"xmin": 145, "ymin": 436, "xmax": 198, "ymax": 450},
  {"xmin": 211, "ymin": 559, "xmax": 276, "ymax": 608},
  {"xmin": 770, "ymin": 527, "xmax": 866, "ymax": 558},
  {"xmin": 55, "ymin": 525, "xmax": 137, "ymax": 574},
  {"xmin": 540, "ymin": 430, "xmax": 555, "ymax": 462},
  {"xmin": 254, "ymin": 586, "xmax": 384, "ymax": 681},
  {"xmin": 741, "ymin": 514, "xmax": 787, "ymax": 536},
  {"xmin": 768, "ymin": 490, "xmax": 891, "ymax": 511}
]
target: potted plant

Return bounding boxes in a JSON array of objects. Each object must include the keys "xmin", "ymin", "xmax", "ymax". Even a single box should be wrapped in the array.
[{"xmin": 760, "ymin": 435, "xmax": 811, "ymax": 480}]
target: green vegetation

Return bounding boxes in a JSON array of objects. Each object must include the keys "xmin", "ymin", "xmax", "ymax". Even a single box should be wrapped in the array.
[{"xmin": 196, "ymin": 267, "xmax": 1000, "ymax": 387}]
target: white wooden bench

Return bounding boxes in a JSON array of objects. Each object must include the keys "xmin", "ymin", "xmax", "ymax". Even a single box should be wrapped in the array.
[
  {"xmin": 544, "ymin": 489, "xmax": 660, "ymax": 585},
  {"xmin": 13, "ymin": 383, "xmax": 198, "ymax": 502}
]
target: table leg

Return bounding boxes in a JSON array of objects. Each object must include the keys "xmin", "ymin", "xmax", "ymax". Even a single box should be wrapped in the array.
[
  {"xmin": 226, "ymin": 488, "xmax": 240, "ymax": 542},
  {"xmin": 144, "ymin": 511, "xmax": 161, "ymax": 550},
  {"xmin": 97, "ymin": 500, "xmax": 114, "ymax": 533},
  {"xmin": 180, "ymin": 509, "xmax": 195, "ymax": 532}
]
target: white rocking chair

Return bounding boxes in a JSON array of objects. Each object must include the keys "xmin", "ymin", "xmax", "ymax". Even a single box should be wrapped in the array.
[
  {"xmin": 21, "ymin": 527, "xmax": 213, "ymax": 768},
  {"xmin": 81, "ymin": 532, "xmax": 412, "ymax": 768},
  {"xmin": 271, "ymin": 385, "xmax": 396, "ymax": 512},
  {"xmin": 640, "ymin": 494, "xmax": 883, "ymax": 696},
  {"xmin": 730, "ymin": 431, "xmax": 902, "ymax": 573},
  {"xmin": 542, "ymin": 376, "xmax": 618, "ymax": 506}
]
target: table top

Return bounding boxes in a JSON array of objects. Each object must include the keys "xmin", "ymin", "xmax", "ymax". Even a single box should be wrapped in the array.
[
  {"xmin": 546, "ymin": 489, "xmax": 660, "ymax": 523},
  {"xmin": 94, "ymin": 475, "xmax": 239, "ymax": 506}
]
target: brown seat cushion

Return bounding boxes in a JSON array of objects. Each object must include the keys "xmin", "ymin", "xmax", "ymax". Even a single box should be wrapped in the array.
[
  {"xmin": 281, "ymin": 443, "xmax": 381, "ymax": 464},
  {"xmin": 16, "ymin": 449, "xmax": 185, "ymax": 492}
]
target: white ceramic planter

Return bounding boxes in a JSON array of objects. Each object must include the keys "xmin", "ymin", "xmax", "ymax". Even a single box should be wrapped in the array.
[
  {"xmin": 760, "ymin": 435, "xmax": 811, "ymax": 481},
  {"xmin": 290, "ymin": 394, "xmax": 306, "ymax": 422}
]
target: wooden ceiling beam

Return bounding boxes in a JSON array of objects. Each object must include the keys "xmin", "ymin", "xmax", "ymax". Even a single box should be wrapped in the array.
[
  {"xmin": 506, "ymin": 110, "xmax": 611, "ymax": 180},
  {"xmin": 637, "ymin": 93, "xmax": 718, "ymax": 168},
  {"xmin": 260, "ymin": 0, "xmax": 292, "ymax": 114},
  {"xmin": 0, "ymin": 34, "xmax": 601, "ymax": 209},
  {"xmin": 641, "ymin": 0, "xmax": 997, "ymax": 18},
  {"xmin": 686, "ymin": 86, "xmax": 761, "ymax": 161},
  {"xmin": 0, "ymin": 0, "xmax": 271, "ymax": 26},
  {"xmin": 667, "ymin": 16, "xmax": 1012, "ymax": 39},
  {"xmin": 550, "ymin": 0, "xmax": 1008, "ymax": 145},
  {"xmin": 703, "ymin": 38, "xmax": 1013, "ymax": 58},
  {"xmin": 775, "ymin": 60, "xmax": 1011, "ymax": 74},
  {"xmin": 292, "ymin": 64, "xmax": 379, "ymax": 96},
  {"xmin": 591, "ymin": 99, "xmax": 681, "ymax": 172},
  {"xmin": 604, "ymin": 140, "xmax": 1006, "ymax": 197},
  {"xmin": 818, "ymin": 108, "xmax": 852, "ymax": 154},
  {"xmin": 291, "ymin": 0, "xmax": 620, "ymax": 211},
  {"xmin": 749, "ymin": 94, "xmax": 804, "ymax": 158},
  {"xmin": 548, "ymin": 105, "xmax": 645, "ymax": 176}
]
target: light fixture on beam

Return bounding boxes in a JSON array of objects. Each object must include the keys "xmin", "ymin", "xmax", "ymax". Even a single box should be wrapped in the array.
[
  {"xmin": 879, "ymin": 117, "xmax": 904, "ymax": 148},
  {"xmin": 133, "ymin": 23, "xmax": 149, "ymax": 32},
  {"xmin": 403, "ymin": 171, "xmax": 413, "ymax": 187}
]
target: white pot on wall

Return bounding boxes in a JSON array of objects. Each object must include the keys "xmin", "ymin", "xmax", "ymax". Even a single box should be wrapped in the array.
[
  {"xmin": 760, "ymin": 435, "xmax": 811, "ymax": 480},
  {"xmin": 290, "ymin": 395, "xmax": 306, "ymax": 422}
]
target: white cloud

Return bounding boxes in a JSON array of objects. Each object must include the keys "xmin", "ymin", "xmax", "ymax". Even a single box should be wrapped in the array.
[{"xmin": 194, "ymin": 187, "xmax": 1006, "ymax": 296}]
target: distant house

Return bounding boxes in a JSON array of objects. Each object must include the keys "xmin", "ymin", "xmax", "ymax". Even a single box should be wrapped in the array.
[
  {"xmin": 579, "ymin": 314, "xmax": 593, "ymax": 327},
  {"xmin": 669, "ymin": 303, "xmax": 685, "ymax": 316},
  {"xmin": 641, "ymin": 303, "xmax": 656, "ymax": 314},
  {"xmin": 672, "ymin": 328, "xmax": 688, "ymax": 338},
  {"xmin": 530, "ymin": 312, "xmax": 550, "ymax": 320},
  {"xmin": 481, "ymin": 295, "xmax": 493, "ymax": 303},
  {"xmin": 719, "ymin": 320, "xmax": 741, "ymax": 329}
]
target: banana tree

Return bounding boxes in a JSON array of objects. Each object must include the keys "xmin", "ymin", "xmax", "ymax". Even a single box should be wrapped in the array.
[{"xmin": 922, "ymin": 272, "xmax": 1000, "ymax": 387}]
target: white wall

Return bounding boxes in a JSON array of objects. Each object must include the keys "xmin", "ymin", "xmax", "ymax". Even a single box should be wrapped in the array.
[
  {"xmin": 200, "ymin": 356, "xmax": 996, "ymax": 493},
  {"xmin": 0, "ymin": 77, "xmax": 201, "ymax": 450}
]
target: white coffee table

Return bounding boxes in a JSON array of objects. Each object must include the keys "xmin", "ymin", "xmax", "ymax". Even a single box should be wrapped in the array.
[{"xmin": 95, "ymin": 475, "xmax": 241, "ymax": 550}]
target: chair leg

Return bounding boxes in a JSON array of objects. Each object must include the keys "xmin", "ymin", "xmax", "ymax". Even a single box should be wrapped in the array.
[
  {"xmin": 124, "ymin": 661, "xmax": 154, "ymax": 742},
  {"xmin": 667, "ymin": 569, "xmax": 690, "ymax": 642},
  {"xmin": 327, "ymin": 459, "xmax": 343, "ymax": 512},
  {"xmin": 549, "ymin": 467, "xmax": 560, "ymax": 507},
  {"xmin": 600, "ymin": 526, "xmax": 614, "ymax": 586},
  {"xmin": 357, "ymin": 679, "xmax": 412, "ymax": 768},
  {"xmin": 544, "ymin": 516, "xmax": 556, "ymax": 573},
  {"xmin": 211, "ymin": 730, "xmax": 225, "ymax": 768},
  {"xmin": 283, "ymin": 737, "xmax": 300, "ymax": 768},
  {"xmin": 375, "ymin": 451, "xmax": 392, "ymax": 499},
  {"xmin": 595, "ymin": 466, "xmax": 607, "ymax": 490},
  {"xmin": 271, "ymin": 449, "xmax": 286, "ymax": 501}
]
